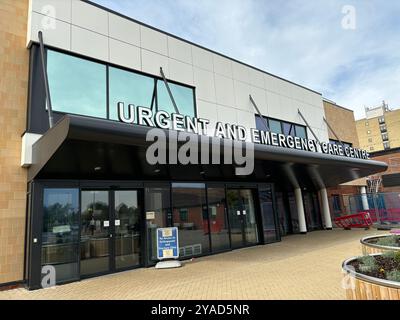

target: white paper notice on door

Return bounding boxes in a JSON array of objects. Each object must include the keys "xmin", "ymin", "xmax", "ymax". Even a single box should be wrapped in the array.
[
  {"xmin": 115, "ymin": 220, "xmax": 120, "ymax": 226},
  {"xmin": 104, "ymin": 221, "xmax": 110, "ymax": 227}
]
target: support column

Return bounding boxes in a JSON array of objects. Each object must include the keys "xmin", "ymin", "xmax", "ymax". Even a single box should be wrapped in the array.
[
  {"xmin": 319, "ymin": 188, "xmax": 333, "ymax": 230},
  {"xmin": 360, "ymin": 186, "xmax": 369, "ymax": 210},
  {"xmin": 294, "ymin": 188, "xmax": 307, "ymax": 234}
]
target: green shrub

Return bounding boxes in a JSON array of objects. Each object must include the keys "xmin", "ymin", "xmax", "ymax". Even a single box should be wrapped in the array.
[
  {"xmin": 358, "ymin": 255, "xmax": 378, "ymax": 273},
  {"xmin": 395, "ymin": 251, "xmax": 400, "ymax": 264},
  {"xmin": 382, "ymin": 250, "xmax": 396, "ymax": 259},
  {"xmin": 386, "ymin": 270, "xmax": 400, "ymax": 282},
  {"xmin": 376, "ymin": 235, "xmax": 399, "ymax": 247}
]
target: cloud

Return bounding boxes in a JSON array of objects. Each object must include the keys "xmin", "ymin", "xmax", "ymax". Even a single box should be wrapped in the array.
[{"xmin": 92, "ymin": 0, "xmax": 400, "ymax": 119}]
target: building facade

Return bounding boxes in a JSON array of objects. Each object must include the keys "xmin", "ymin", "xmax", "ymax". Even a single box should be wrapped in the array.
[
  {"xmin": 0, "ymin": 0, "xmax": 387, "ymax": 290},
  {"xmin": 369, "ymin": 148, "xmax": 400, "ymax": 193},
  {"xmin": 356, "ymin": 102, "xmax": 400, "ymax": 153}
]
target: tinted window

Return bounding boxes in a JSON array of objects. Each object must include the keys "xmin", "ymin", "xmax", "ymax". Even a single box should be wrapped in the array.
[
  {"xmin": 145, "ymin": 186, "xmax": 172, "ymax": 265},
  {"xmin": 172, "ymin": 183, "xmax": 210, "ymax": 257},
  {"xmin": 207, "ymin": 187, "xmax": 230, "ymax": 252},
  {"xmin": 255, "ymin": 115, "xmax": 268, "ymax": 131},
  {"xmin": 109, "ymin": 67, "xmax": 155, "ymax": 121},
  {"xmin": 269, "ymin": 119, "xmax": 282, "ymax": 134},
  {"xmin": 157, "ymin": 81, "xmax": 196, "ymax": 117},
  {"xmin": 282, "ymin": 122, "xmax": 295, "ymax": 136},
  {"xmin": 47, "ymin": 50, "xmax": 107, "ymax": 118},
  {"xmin": 42, "ymin": 188, "xmax": 80, "ymax": 284},
  {"xmin": 295, "ymin": 125, "xmax": 307, "ymax": 139}
]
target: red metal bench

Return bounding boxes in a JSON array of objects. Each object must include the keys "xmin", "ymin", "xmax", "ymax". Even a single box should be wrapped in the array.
[{"xmin": 334, "ymin": 212, "xmax": 373, "ymax": 229}]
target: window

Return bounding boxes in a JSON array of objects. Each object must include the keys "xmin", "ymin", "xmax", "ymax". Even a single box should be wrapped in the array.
[
  {"xmin": 259, "ymin": 185, "xmax": 279, "ymax": 243},
  {"xmin": 382, "ymin": 133, "xmax": 389, "ymax": 141},
  {"xmin": 379, "ymin": 117, "xmax": 385, "ymax": 124},
  {"xmin": 207, "ymin": 187, "xmax": 230, "ymax": 252},
  {"xmin": 47, "ymin": 50, "xmax": 107, "ymax": 118},
  {"xmin": 157, "ymin": 81, "xmax": 196, "ymax": 117},
  {"xmin": 370, "ymin": 146, "xmax": 374, "ymax": 151},
  {"xmin": 172, "ymin": 183, "xmax": 210, "ymax": 257},
  {"xmin": 295, "ymin": 125, "xmax": 307, "ymax": 139},
  {"xmin": 255, "ymin": 115, "xmax": 268, "ymax": 131},
  {"xmin": 380, "ymin": 125, "xmax": 387, "ymax": 132},
  {"xmin": 255, "ymin": 116, "xmax": 307, "ymax": 139},
  {"xmin": 368, "ymin": 138, "xmax": 373, "ymax": 143},
  {"xmin": 384, "ymin": 141, "xmax": 390, "ymax": 150},
  {"xmin": 46, "ymin": 49, "xmax": 196, "ymax": 123},
  {"xmin": 282, "ymin": 122, "xmax": 295, "ymax": 136},
  {"xmin": 145, "ymin": 186, "xmax": 171, "ymax": 265},
  {"xmin": 41, "ymin": 188, "xmax": 80, "ymax": 284},
  {"xmin": 329, "ymin": 139, "xmax": 352, "ymax": 148},
  {"xmin": 109, "ymin": 67, "xmax": 155, "ymax": 121},
  {"xmin": 367, "ymin": 130, "xmax": 371, "ymax": 135},
  {"xmin": 269, "ymin": 119, "xmax": 282, "ymax": 134},
  {"xmin": 365, "ymin": 122, "xmax": 369, "ymax": 126}
]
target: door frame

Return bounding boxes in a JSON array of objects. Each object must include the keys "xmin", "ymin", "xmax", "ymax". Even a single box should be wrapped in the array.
[
  {"xmin": 27, "ymin": 180, "xmax": 146, "ymax": 288},
  {"xmin": 79, "ymin": 187, "xmax": 145, "ymax": 279},
  {"xmin": 226, "ymin": 186, "xmax": 263, "ymax": 249}
]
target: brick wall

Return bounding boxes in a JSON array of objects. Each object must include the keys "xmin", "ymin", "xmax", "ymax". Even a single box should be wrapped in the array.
[
  {"xmin": 323, "ymin": 100, "xmax": 359, "ymax": 148},
  {"xmin": 0, "ymin": 0, "xmax": 29, "ymax": 284}
]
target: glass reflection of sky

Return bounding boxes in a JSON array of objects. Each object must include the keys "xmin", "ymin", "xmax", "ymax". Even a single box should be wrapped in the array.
[
  {"xmin": 109, "ymin": 67, "xmax": 154, "ymax": 120},
  {"xmin": 47, "ymin": 51, "xmax": 107, "ymax": 118}
]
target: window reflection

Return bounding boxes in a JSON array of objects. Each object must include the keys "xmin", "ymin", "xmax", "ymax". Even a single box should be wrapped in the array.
[
  {"xmin": 269, "ymin": 119, "xmax": 282, "ymax": 134},
  {"xmin": 145, "ymin": 186, "xmax": 172, "ymax": 264},
  {"xmin": 80, "ymin": 191, "xmax": 110, "ymax": 276},
  {"xmin": 47, "ymin": 50, "xmax": 107, "ymax": 118},
  {"xmin": 172, "ymin": 183, "xmax": 209, "ymax": 257},
  {"xmin": 157, "ymin": 81, "xmax": 195, "ymax": 117},
  {"xmin": 207, "ymin": 188, "xmax": 230, "ymax": 252},
  {"xmin": 295, "ymin": 125, "xmax": 307, "ymax": 139},
  {"xmin": 109, "ymin": 67, "xmax": 155, "ymax": 121},
  {"xmin": 259, "ymin": 186, "xmax": 279, "ymax": 243},
  {"xmin": 115, "ymin": 191, "xmax": 141, "ymax": 269},
  {"xmin": 41, "ymin": 189, "xmax": 80, "ymax": 283}
]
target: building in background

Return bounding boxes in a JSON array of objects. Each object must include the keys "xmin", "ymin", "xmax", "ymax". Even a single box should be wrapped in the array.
[
  {"xmin": 368, "ymin": 148, "xmax": 400, "ymax": 193},
  {"xmin": 356, "ymin": 101, "xmax": 400, "ymax": 153}
]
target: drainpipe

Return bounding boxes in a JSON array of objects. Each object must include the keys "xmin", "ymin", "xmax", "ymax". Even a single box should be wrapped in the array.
[
  {"xmin": 319, "ymin": 188, "xmax": 333, "ymax": 230},
  {"xmin": 294, "ymin": 188, "xmax": 307, "ymax": 234}
]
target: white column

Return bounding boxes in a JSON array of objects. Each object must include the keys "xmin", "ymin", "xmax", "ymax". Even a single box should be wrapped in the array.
[
  {"xmin": 360, "ymin": 186, "xmax": 369, "ymax": 210},
  {"xmin": 294, "ymin": 188, "xmax": 307, "ymax": 234},
  {"xmin": 319, "ymin": 188, "xmax": 333, "ymax": 230}
]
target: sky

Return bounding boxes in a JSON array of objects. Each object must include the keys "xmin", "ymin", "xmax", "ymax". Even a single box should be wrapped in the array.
[{"xmin": 92, "ymin": 0, "xmax": 400, "ymax": 119}]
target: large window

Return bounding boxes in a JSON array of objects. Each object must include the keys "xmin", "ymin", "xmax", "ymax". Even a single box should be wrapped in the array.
[
  {"xmin": 207, "ymin": 187, "xmax": 230, "ymax": 252},
  {"xmin": 109, "ymin": 67, "xmax": 155, "ymax": 121},
  {"xmin": 46, "ymin": 49, "xmax": 196, "ymax": 123},
  {"xmin": 47, "ymin": 50, "xmax": 107, "ymax": 118},
  {"xmin": 255, "ymin": 115, "xmax": 307, "ymax": 139},
  {"xmin": 41, "ymin": 188, "xmax": 80, "ymax": 284},
  {"xmin": 258, "ymin": 186, "xmax": 279, "ymax": 243},
  {"xmin": 171, "ymin": 183, "xmax": 210, "ymax": 258},
  {"xmin": 157, "ymin": 81, "xmax": 196, "ymax": 117}
]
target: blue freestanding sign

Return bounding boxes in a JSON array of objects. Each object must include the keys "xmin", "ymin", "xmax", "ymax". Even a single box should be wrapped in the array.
[{"xmin": 156, "ymin": 227, "xmax": 179, "ymax": 260}]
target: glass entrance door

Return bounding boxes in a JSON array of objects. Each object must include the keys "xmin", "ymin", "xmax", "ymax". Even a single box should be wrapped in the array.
[
  {"xmin": 227, "ymin": 189, "xmax": 259, "ymax": 248},
  {"xmin": 114, "ymin": 190, "xmax": 141, "ymax": 270},
  {"xmin": 80, "ymin": 190, "xmax": 142, "ymax": 277},
  {"xmin": 80, "ymin": 191, "xmax": 110, "ymax": 276}
]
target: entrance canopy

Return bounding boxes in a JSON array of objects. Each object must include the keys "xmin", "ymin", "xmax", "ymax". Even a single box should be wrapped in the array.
[{"xmin": 28, "ymin": 115, "xmax": 387, "ymax": 191}]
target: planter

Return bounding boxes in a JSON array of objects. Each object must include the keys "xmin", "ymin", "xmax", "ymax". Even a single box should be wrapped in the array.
[
  {"xmin": 361, "ymin": 235, "xmax": 400, "ymax": 255},
  {"xmin": 342, "ymin": 255, "xmax": 400, "ymax": 300}
]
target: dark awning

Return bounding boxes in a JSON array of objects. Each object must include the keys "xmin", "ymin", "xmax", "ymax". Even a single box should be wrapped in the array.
[{"xmin": 28, "ymin": 115, "xmax": 388, "ymax": 190}]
